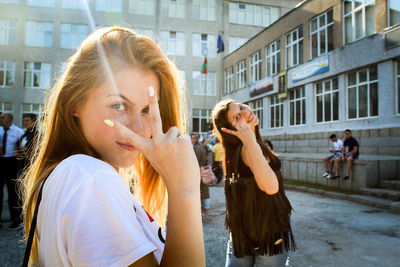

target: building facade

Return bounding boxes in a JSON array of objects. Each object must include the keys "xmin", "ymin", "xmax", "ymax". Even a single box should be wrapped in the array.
[
  {"xmin": 222, "ymin": 0, "xmax": 400, "ymax": 148},
  {"xmin": 0, "ymin": 0, "xmax": 299, "ymax": 132}
]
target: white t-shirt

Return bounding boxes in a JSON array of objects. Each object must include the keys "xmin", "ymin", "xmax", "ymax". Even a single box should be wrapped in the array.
[
  {"xmin": 37, "ymin": 154, "xmax": 165, "ymax": 267},
  {"xmin": 332, "ymin": 139, "xmax": 344, "ymax": 152}
]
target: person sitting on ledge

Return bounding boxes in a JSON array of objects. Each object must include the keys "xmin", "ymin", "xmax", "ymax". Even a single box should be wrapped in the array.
[
  {"xmin": 322, "ymin": 133, "xmax": 343, "ymax": 179},
  {"xmin": 341, "ymin": 129, "xmax": 359, "ymax": 180}
]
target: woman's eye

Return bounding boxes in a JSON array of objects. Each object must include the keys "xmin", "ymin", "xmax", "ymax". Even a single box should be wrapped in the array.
[
  {"xmin": 111, "ymin": 103, "xmax": 126, "ymax": 112},
  {"xmin": 142, "ymin": 107, "xmax": 150, "ymax": 114},
  {"xmin": 235, "ymin": 114, "xmax": 241, "ymax": 121}
]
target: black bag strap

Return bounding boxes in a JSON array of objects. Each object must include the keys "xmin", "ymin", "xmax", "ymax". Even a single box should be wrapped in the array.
[{"xmin": 22, "ymin": 180, "xmax": 46, "ymax": 267}]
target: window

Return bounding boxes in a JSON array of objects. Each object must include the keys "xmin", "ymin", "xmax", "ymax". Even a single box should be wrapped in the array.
[
  {"xmin": 270, "ymin": 95, "xmax": 284, "ymax": 128},
  {"xmin": 224, "ymin": 66, "xmax": 233, "ymax": 94},
  {"xmin": 0, "ymin": 102, "xmax": 13, "ymax": 113},
  {"xmin": 229, "ymin": 2, "xmax": 279, "ymax": 27},
  {"xmin": 96, "ymin": 0, "xmax": 123, "ymax": 12},
  {"xmin": 60, "ymin": 24, "xmax": 88, "ymax": 49},
  {"xmin": 228, "ymin": 37, "xmax": 248, "ymax": 53},
  {"xmin": 129, "ymin": 0, "xmax": 155, "ymax": 15},
  {"xmin": 161, "ymin": 0, "xmax": 185, "ymax": 18},
  {"xmin": 0, "ymin": 61, "xmax": 15, "ymax": 87},
  {"xmin": 62, "ymin": 0, "xmax": 84, "ymax": 9},
  {"xmin": 286, "ymin": 26, "xmax": 303, "ymax": 68},
  {"xmin": 25, "ymin": 21, "xmax": 53, "ymax": 47},
  {"xmin": 160, "ymin": 31, "xmax": 185, "ymax": 56},
  {"xmin": 316, "ymin": 78, "xmax": 339, "ymax": 123},
  {"xmin": 192, "ymin": 71, "xmax": 216, "ymax": 96},
  {"xmin": 347, "ymin": 66, "xmax": 378, "ymax": 119},
  {"xmin": 192, "ymin": 33, "xmax": 216, "ymax": 57},
  {"xmin": 389, "ymin": 0, "xmax": 400, "ymax": 26},
  {"xmin": 248, "ymin": 99, "xmax": 263, "ymax": 129},
  {"xmin": 21, "ymin": 103, "xmax": 42, "ymax": 122},
  {"xmin": 236, "ymin": 60, "xmax": 246, "ymax": 89},
  {"xmin": 397, "ymin": 59, "xmax": 400, "ymax": 114},
  {"xmin": 192, "ymin": 108, "xmax": 211, "ymax": 133},
  {"xmin": 135, "ymin": 29, "xmax": 155, "ymax": 40},
  {"xmin": 266, "ymin": 40, "xmax": 280, "ymax": 76},
  {"xmin": 343, "ymin": 0, "xmax": 375, "ymax": 44},
  {"xmin": 0, "ymin": 20, "xmax": 16, "ymax": 46},
  {"xmin": 192, "ymin": 0, "xmax": 216, "ymax": 21},
  {"xmin": 0, "ymin": 0, "xmax": 18, "ymax": 3},
  {"xmin": 27, "ymin": 0, "xmax": 54, "ymax": 7},
  {"xmin": 23, "ymin": 62, "xmax": 52, "ymax": 89},
  {"xmin": 310, "ymin": 9, "xmax": 334, "ymax": 59},
  {"xmin": 289, "ymin": 87, "xmax": 306, "ymax": 125},
  {"xmin": 250, "ymin": 51, "xmax": 262, "ymax": 83}
]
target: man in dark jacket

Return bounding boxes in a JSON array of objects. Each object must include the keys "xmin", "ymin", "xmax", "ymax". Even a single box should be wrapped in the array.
[{"xmin": 341, "ymin": 129, "xmax": 359, "ymax": 180}]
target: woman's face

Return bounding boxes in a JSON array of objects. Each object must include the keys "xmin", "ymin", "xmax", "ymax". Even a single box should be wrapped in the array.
[
  {"xmin": 226, "ymin": 102, "xmax": 259, "ymax": 132},
  {"xmin": 75, "ymin": 66, "xmax": 159, "ymax": 169}
]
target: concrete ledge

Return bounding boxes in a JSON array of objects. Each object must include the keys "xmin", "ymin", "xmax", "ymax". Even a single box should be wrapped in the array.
[{"xmin": 285, "ymin": 184, "xmax": 400, "ymax": 214}]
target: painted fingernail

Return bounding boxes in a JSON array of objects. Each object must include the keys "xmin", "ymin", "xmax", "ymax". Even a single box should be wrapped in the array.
[
  {"xmin": 148, "ymin": 86, "xmax": 155, "ymax": 97},
  {"xmin": 104, "ymin": 119, "xmax": 114, "ymax": 127},
  {"xmin": 228, "ymin": 118, "xmax": 232, "ymax": 121},
  {"xmin": 221, "ymin": 128, "xmax": 225, "ymax": 131}
]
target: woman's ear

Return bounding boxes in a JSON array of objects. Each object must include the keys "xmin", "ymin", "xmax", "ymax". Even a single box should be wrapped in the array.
[{"xmin": 71, "ymin": 105, "xmax": 79, "ymax": 117}]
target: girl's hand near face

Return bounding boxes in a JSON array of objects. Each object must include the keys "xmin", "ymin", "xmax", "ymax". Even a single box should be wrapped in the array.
[{"xmin": 221, "ymin": 119, "xmax": 257, "ymax": 147}]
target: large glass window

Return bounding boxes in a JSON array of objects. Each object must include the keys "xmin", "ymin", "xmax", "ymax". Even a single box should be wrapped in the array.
[
  {"xmin": 228, "ymin": 37, "xmax": 248, "ymax": 53},
  {"xmin": 347, "ymin": 66, "xmax": 378, "ymax": 119},
  {"xmin": 96, "ymin": 0, "xmax": 123, "ymax": 12},
  {"xmin": 60, "ymin": 24, "xmax": 88, "ymax": 49},
  {"xmin": 250, "ymin": 50, "xmax": 262, "ymax": 83},
  {"xmin": 236, "ymin": 60, "xmax": 246, "ymax": 89},
  {"xmin": 62, "ymin": 0, "xmax": 84, "ymax": 9},
  {"xmin": 316, "ymin": 77, "xmax": 339, "ymax": 123},
  {"xmin": 289, "ymin": 87, "xmax": 306, "ymax": 126},
  {"xmin": 25, "ymin": 21, "xmax": 53, "ymax": 47},
  {"xmin": 343, "ymin": 0, "xmax": 375, "ymax": 44},
  {"xmin": 0, "ymin": 61, "xmax": 15, "ymax": 87},
  {"xmin": 162, "ymin": 0, "xmax": 185, "ymax": 18},
  {"xmin": 229, "ymin": 3, "xmax": 279, "ymax": 27},
  {"xmin": 23, "ymin": 62, "xmax": 52, "ymax": 89},
  {"xmin": 224, "ymin": 66, "xmax": 234, "ymax": 94},
  {"xmin": 21, "ymin": 103, "xmax": 42, "ymax": 123},
  {"xmin": 0, "ymin": 102, "xmax": 13, "ymax": 113},
  {"xmin": 192, "ymin": 33, "xmax": 216, "ymax": 57},
  {"xmin": 192, "ymin": 71, "xmax": 216, "ymax": 96},
  {"xmin": 129, "ymin": 0, "xmax": 155, "ymax": 15},
  {"xmin": 160, "ymin": 31, "xmax": 185, "ymax": 56},
  {"xmin": 192, "ymin": 0, "xmax": 216, "ymax": 21},
  {"xmin": 389, "ymin": 0, "xmax": 400, "ymax": 26},
  {"xmin": 286, "ymin": 26, "xmax": 303, "ymax": 68},
  {"xmin": 134, "ymin": 29, "xmax": 155, "ymax": 40},
  {"xmin": 270, "ymin": 95, "xmax": 284, "ymax": 128},
  {"xmin": 192, "ymin": 108, "xmax": 211, "ymax": 133},
  {"xmin": 27, "ymin": 0, "xmax": 54, "ymax": 7},
  {"xmin": 310, "ymin": 9, "xmax": 334, "ymax": 59},
  {"xmin": 248, "ymin": 99, "xmax": 263, "ymax": 129},
  {"xmin": 266, "ymin": 40, "xmax": 280, "ymax": 76},
  {"xmin": 0, "ymin": 20, "xmax": 16, "ymax": 46}
]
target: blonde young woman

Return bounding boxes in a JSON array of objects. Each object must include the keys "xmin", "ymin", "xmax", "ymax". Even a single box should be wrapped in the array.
[{"xmin": 21, "ymin": 27, "xmax": 205, "ymax": 266}]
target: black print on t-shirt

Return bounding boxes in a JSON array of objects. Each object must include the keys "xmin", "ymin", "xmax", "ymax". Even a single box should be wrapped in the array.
[{"xmin": 158, "ymin": 227, "xmax": 165, "ymax": 244}]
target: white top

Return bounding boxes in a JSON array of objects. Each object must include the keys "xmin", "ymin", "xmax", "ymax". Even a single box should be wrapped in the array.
[
  {"xmin": 0, "ymin": 124, "xmax": 24, "ymax": 158},
  {"xmin": 332, "ymin": 139, "xmax": 344, "ymax": 152},
  {"xmin": 37, "ymin": 154, "xmax": 165, "ymax": 267}
]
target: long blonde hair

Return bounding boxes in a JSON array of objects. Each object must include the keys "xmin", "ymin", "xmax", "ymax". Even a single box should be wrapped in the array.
[{"xmin": 21, "ymin": 26, "xmax": 186, "ymax": 265}]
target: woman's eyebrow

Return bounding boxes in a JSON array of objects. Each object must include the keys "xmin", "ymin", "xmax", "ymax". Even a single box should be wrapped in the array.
[{"xmin": 107, "ymin": 93, "xmax": 134, "ymax": 105}]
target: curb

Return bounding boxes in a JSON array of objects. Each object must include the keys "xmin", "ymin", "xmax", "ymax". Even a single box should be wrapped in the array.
[{"xmin": 285, "ymin": 184, "xmax": 400, "ymax": 214}]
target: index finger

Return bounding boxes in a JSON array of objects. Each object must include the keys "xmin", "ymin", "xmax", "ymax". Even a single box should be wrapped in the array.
[
  {"xmin": 104, "ymin": 119, "xmax": 148, "ymax": 151},
  {"xmin": 148, "ymin": 86, "xmax": 163, "ymax": 138}
]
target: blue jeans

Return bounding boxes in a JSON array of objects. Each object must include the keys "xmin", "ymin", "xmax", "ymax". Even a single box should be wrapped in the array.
[{"xmin": 225, "ymin": 235, "xmax": 289, "ymax": 267}]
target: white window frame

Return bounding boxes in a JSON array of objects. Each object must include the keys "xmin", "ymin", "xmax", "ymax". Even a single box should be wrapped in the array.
[
  {"xmin": 23, "ymin": 62, "xmax": 52, "ymax": 89},
  {"xmin": 310, "ymin": 9, "xmax": 334, "ymax": 59},
  {"xmin": 129, "ymin": 0, "xmax": 155, "ymax": 15},
  {"xmin": 162, "ymin": 0, "xmax": 185, "ymax": 18},
  {"xmin": 347, "ymin": 66, "xmax": 378, "ymax": 119},
  {"xmin": 270, "ymin": 95, "xmax": 284, "ymax": 128},
  {"xmin": 236, "ymin": 60, "xmax": 246, "ymax": 89},
  {"xmin": 27, "ymin": 0, "xmax": 54, "ymax": 7},
  {"xmin": 160, "ymin": 31, "xmax": 185, "ymax": 56},
  {"xmin": 21, "ymin": 103, "xmax": 42, "ymax": 124},
  {"xmin": 224, "ymin": 66, "xmax": 234, "ymax": 95},
  {"xmin": 228, "ymin": 37, "xmax": 248, "ymax": 53},
  {"xmin": 315, "ymin": 77, "xmax": 339, "ymax": 123},
  {"xmin": 192, "ymin": 33, "xmax": 216, "ymax": 58},
  {"xmin": 248, "ymin": 98, "xmax": 263, "ymax": 129},
  {"xmin": 134, "ymin": 29, "xmax": 154, "ymax": 40},
  {"xmin": 192, "ymin": 0, "xmax": 216, "ymax": 21},
  {"xmin": 192, "ymin": 108, "xmax": 211, "ymax": 134},
  {"xmin": 62, "ymin": 0, "xmax": 84, "ymax": 9},
  {"xmin": 25, "ymin": 21, "xmax": 53, "ymax": 48},
  {"xmin": 343, "ymin": 0, "xmax": 375, "ymax": 45},
  {"xmin": 192, "ymin": 71, "xmax": 216, "ymax": 96},
  {"xmin": 0, "ymin": 101, "xmax": 13, "ymax": 113},
  {"xmin": 250, "ymin": 50, "xmax": 262, "ymax": 83},
  {"xmin": 0, "ymin": 61, "xmax": 16, "ymax": 87},
  {"xmin": 228, "ymin": 2, "xmax": 279, "ymax": 27},
  {"xmin": 266, "ymin": 39, "xmax": 280, "ymax": 76},
  {"xmin": 388, "ymin": 0, "xmax": 400, "ymax": 27},
  {"xmin": 60, "ymin": 23, "xmax": 88, "ymax": 49},
  {"xmin": 95, "ymin": 0, "xmax": 123, "ymax": 13},
  {"xmin": 0, "ymin": 20, "xmax": 17, "ymax": 45},
  {"xmin": 286, "ymin": 26, "xmax": 304, "ymax": 69},
  {"xmin": 289, "ymin": 87, "xmax": 306, "ymax": 126}
]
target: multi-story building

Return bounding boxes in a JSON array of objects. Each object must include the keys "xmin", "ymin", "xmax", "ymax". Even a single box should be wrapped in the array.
[{"xmin": 0, "ymin": 0, "xmax": 300, "ymax": 132}]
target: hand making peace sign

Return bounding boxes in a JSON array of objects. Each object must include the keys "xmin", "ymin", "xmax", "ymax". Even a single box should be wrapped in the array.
[{"xmin": 221, "ymin": 119, "xmax": 257, "ymax": 146}]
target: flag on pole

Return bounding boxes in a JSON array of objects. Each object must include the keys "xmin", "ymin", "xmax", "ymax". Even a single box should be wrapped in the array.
[
  {"xmin": 201, "ymin": 54, "xmax": 207, "ymax": 74},
  {"xmin": 217, "ymin": 33, "xmax": 225, "ymax": 54}
]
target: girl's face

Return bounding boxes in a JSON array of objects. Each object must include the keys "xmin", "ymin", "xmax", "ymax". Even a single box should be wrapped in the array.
[
  {"xmin": 75, "ymin": 66, "xmax": 158, "ymax": 169},
  {"xmin": 226, "ymin": 102, "xmax": 259, "ymax": 132}
]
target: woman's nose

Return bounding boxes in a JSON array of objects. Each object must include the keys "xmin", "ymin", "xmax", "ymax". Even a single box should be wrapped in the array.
[{"xmin": 126, "ymin": 114, "xmax": 146, "ymax": 135}]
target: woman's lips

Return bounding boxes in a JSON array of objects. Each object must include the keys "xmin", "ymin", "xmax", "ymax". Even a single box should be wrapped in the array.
[{"xmin": 117, "ymin": 142, "xmax": 137, "ymax": 151}]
